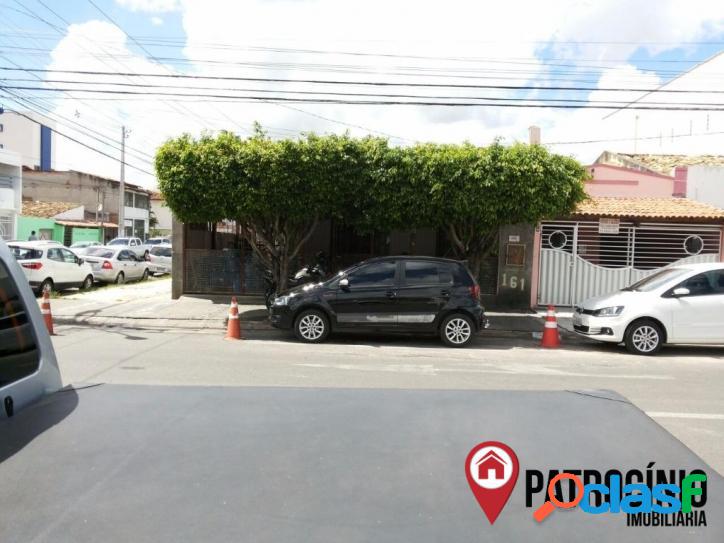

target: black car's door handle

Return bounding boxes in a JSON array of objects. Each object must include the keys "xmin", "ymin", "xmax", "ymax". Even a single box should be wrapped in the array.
[
  {"xmin": 441, "ymin": 289, "xmax": 450, "ymax": 297},
  {"xmin": 386, "ymin": 289, "xmax": 397, "ymax": 298}
]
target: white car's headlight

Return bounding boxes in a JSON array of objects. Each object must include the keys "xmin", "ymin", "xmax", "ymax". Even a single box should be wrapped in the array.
[
  {"xmin": 592, "ymin": 306, "xmax": 624, "ymax": 317},
  {"xmin": 272, "ymin": 294, "xmax": 293, "ymax": 306}
]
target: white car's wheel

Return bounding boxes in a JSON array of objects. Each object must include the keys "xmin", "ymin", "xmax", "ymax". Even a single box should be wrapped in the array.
[
  {"xmin": 80, "ymin": 275, "xmax": 94, "ymax": 290},
  {"xmin": 625, "ymin": 319, "xmax": 663, "ymax": 355},
  {"xmin": 115, "ymin": 272, "xmax": 125, "ymax": 285}
]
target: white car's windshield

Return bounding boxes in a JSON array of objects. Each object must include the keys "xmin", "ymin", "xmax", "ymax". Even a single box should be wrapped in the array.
[
  {"xmin": 622, "ymin": 268, "xmax": 690, "ymax": 292},
  {"xmin": 109, "ymin": 239, "xmax": 128, "ymax": 245}
]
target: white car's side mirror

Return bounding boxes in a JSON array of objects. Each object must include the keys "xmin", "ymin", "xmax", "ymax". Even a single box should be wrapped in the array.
[{"xmin": 672, "ymin": 287, "xmax": 690, "ymax": 297}]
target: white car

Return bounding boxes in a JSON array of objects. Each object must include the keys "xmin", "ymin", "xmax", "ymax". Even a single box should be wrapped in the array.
[
  {"xmin": 107, "ymin": 237, "xmax": 150, "ymax": 260},
  {"xmin": 148, "ymin": 244, "xmax": 172, "ymax": 274},
  {"xmin": 69, "ymin": 241, "xmax": 102, "ymax": 254},
  {"xmin": 83, "ymin": 246, "xmax": 150, "ymax": 284},
  {"xmin": 573, "ymin": 262, "xmax": 724, "ymax": 355},
  {"xmin": 146, "ymin": 237, "xmax": 171, "ymax": 246},
  {"xmin": 8, "ymin": 240, "xmax": 95, "ymax": 295}
]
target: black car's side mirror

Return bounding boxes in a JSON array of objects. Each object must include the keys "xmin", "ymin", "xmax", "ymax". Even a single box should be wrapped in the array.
[{"xmin": 339, "ymin": 277, "xmax": 350, "ymax": 290}]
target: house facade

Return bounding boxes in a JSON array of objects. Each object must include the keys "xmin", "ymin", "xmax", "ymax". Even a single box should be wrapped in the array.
[
  {"xmin": 17, "ymin": 201, "xmax": 114, "ymax": 244},
  {"xmin": 22, "ymin": 169, "xmax": 152, "ymax": 240}
]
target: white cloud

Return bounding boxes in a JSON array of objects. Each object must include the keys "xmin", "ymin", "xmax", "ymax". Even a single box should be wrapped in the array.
[
  {"xmin": 115, "ymin": 0, "xmax": 179, "ymax": 13},
  {"xmin": 150, "ymin": 16, "xmax": 164, "ymax": 26},
  {"xmin": 40, "ymin": 1, "xmax": 724, "ymax": 188}
]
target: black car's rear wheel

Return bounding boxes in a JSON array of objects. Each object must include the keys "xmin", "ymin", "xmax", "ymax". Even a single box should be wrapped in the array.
[
  {"xmin": 294, "ymin": 309, "xmax": 330, "ymax": 343},
  {"xmin": 440, "ymin": 313, "xmax": 475, "ymax": 347}
]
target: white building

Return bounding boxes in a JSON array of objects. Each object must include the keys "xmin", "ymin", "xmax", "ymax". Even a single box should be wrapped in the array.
[
  {"xmin": 0, "ymin": 111, "xmax": 56, "ymax": 171},
  {"xmin": 0, "ymin": 149, "xmax": 22, "ymax": 241},
  {"xmin": 150, "ymin": 192, "xmax": 173, "ymax": 236}
]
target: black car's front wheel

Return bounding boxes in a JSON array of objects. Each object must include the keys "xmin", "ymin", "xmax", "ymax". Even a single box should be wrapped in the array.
[
  {"xmin": 294, "ymin": 309, "xmax": 330, "ymax": 343},
  {"xmin": 440, "ymin": 313, "xmax": 475, "ymax": 347}
]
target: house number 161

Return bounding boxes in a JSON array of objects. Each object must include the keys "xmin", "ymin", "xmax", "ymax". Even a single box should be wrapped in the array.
[{"xmin": 502, "ymin": 274, "xmax": 525, "ymax": 291}]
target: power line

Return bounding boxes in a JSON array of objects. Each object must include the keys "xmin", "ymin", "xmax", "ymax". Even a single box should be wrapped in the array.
[
  {"xmin": 547, "ymin": 129, "xmax": 724, "ymax": 146},
  {"xmin": 6, "ymin": 84, "xmax": 724, "ymax": 110},
  {"xmin": 5, "ymin": 81, "xmax": 724, "ymax": 107},
  {"xmin": 2, "ymin": 108, "xmax": 156, "ymax": 176},
  {"xmin": 4, "ymin": 65, "xmax": 723, "ymax": 94}
]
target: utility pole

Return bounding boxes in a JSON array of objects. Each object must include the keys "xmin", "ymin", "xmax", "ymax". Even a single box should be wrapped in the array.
[{"xmin": 119, "ymin": 126, "xmax": 127, "ymax": 237}]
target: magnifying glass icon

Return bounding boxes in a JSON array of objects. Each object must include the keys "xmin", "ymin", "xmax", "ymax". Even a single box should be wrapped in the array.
[{"xmin": 533, "ymin": 473, "xmax": 584, "ymax": 522}]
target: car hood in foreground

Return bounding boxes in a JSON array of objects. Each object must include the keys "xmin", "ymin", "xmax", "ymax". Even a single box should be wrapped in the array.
[
  {"xmin": 577, "ymin": 290, "xmax": 647, "ymax": 310},
  {"xmin": 0, "ymin": 385, "xmax": 720, "ymax": 542}
]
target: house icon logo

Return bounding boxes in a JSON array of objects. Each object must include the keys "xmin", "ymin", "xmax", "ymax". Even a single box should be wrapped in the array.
[
  {"xmin": 468, "ymin": 445, "xmax": 514, "ymax": 490},
  {"xmin": 477, "ymin": 450, "xmax": 507, "ymax": 481}
]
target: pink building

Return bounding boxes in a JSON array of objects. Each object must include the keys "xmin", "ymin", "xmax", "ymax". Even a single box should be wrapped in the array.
[{"xmin": 585, "ymin": 164, "xmax": 675, "ymax": 198}]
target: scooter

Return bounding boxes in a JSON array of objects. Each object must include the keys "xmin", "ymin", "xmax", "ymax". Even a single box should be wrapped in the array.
[{"xmin": 264, "ymin": 254, "xmax": 328, "ymax": 309}]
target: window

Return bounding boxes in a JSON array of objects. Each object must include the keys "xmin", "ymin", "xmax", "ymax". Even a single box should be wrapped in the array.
[
  {"xmin": 46, "ymin": 248, "xmax": 64, "ymax": 262},
  {"xmin": 677, "ymin": 270, "xmax": 724, "ymax": 296},
  {"xmin": 134, "ymin": 194, "xmax": 149, "ymax": 210},
  {"xmin": 0, "ymin": 123, "xmax": 3, "ymax": 132},
  {"xmin": 86, "ymin": 248, "xmax": 114, "ymax": 258},
  {"xmin": 403, "ymin": 261, "xmax": 440, "ymax": 286},
  {"xmin": 150, "ymin": 247, "xmax": 172, "ymax": 257},
  {"xmin": 60, "ymin": 249, "xmax": 77, "ymax": 264},
  {"xmin": 10, "ymin": 247, "xmax": 42, "ymax": 260},
  {"xmin": 348, "ymin": 261, "xmax": 396, "ymax": 288},
  {"xmin": 0, "ymin": 260, "xmax": 40, "ymax": 386},
  {"xmin": 124, "ymin": 191, "xmax": 134, "ymax": 207}
]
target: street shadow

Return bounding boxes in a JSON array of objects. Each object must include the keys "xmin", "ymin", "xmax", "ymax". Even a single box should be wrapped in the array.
[{"xmin": 0, "ymin": 386, "xmax": 79, "ymax": 464}]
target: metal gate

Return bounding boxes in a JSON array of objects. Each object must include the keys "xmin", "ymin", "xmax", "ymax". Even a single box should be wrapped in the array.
[{"xmin": 538, "ymin": 220, "xmax": 722, "ymax": 306}]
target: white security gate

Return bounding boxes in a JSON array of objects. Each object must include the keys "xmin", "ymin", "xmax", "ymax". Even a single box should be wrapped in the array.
[{"xmin": 538, "ymin": 221, "xmax": 722, "ymax": 306}]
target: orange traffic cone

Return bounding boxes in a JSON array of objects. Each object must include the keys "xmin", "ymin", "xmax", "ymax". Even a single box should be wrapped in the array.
[
  {"xmin": 540, "ymin": 305, "xmax": 560, "ymax": 348},
  {"xmin": 224, "ymin": 296, "xmax": 243, "ymax": 340},
  {"xmin": 40, "ymin": 289, "xmax": 55, "ymax": 336}
]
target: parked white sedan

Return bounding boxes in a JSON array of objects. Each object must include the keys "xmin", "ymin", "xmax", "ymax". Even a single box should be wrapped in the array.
[
  {"xmin": 8, "ymin": 240, "xmax": 95, "ymax": 294},
  {"xmin": 148, "ymin": 244, "xmax": 172, "ymax": 274},
  {"xmin": 573, "ymin": 262, "xmax": 724, "ymax": 355},
  {"xmin": 83, "ymin": 246, "xmax": 150, "ymax": 284}
]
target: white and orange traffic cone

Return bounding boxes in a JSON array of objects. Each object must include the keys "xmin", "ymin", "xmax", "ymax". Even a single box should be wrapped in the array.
[
  {"xmin": 40, "ymin": 289, "xmax": 55, "ymax": 336},
  {"xmin": 540, "ymin": 305, "xmax": 560, "ymax": 348},
  {"xmin": 224, "ymin": 296, "xmax": 243, "ymax": 340}
]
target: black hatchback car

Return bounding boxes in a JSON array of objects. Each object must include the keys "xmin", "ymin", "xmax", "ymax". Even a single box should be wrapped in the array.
[{"xmin": 269, "ymin": 256, "xmax": 488, "ymax": 347}]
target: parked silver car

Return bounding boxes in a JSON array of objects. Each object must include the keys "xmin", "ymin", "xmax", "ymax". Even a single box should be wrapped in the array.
[
  {"xmin": 148, "ymin": 243, "xmax": 172, "ymax": 275},
  {"xmin": 83, "ymin": 246, "xmax": 150, "ymax": 284},
  {"xmin": 69, "ymin": 240, "xmax": 102, "ymax": 254}
]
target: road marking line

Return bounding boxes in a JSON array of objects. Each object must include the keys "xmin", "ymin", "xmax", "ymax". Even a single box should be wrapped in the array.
[{"xmin": 647, "ymin": 412, "xmax": 724, "ymax": 420}]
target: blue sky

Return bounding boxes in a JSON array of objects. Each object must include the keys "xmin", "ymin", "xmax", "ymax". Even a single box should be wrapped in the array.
[{"xmin": 2, "ymin": 0, "xmax": 724, "ymax": 187}]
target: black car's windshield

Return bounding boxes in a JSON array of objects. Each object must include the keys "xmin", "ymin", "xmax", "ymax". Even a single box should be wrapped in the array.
[{"xmin": 622, "ymin": 268, "xmax": 690, "ymax": 292}]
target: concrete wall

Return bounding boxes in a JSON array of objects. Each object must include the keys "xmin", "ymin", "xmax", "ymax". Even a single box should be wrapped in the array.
[
  {"xmin": 17, "ymin": 216, "xmax": 64, "ymax": 242},
  {"xmin": 585, "ymin": 164, "xmax": 674, "ymax": 197},
  {"xmin": 685, "ymin": 166, "xmax": 724, "ymax": 210}
]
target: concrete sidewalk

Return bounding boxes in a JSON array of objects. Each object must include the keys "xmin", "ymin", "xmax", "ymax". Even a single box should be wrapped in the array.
[{"xmin": 45, "ymin": 279, "xmax": 580, "ymax": 340}]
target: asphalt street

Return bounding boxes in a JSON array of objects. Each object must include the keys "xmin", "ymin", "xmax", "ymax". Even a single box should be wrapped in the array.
[{"xmin": 52, "ymin": 322, "xmax": 724, "ymax": 475}]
